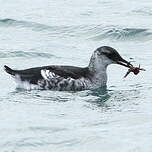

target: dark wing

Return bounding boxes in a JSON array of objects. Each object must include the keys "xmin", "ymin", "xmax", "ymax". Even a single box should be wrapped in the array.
[
  {"xmin": 4, "ymin": 65, "xmax": 43, "ymax": 84},
  {"xmin": 44, "ymin": 66, "xmax": 89, "ymax": 79},
  {"xmin": 4, "ymin": 65, "xmax": 89, "ymax": 84}
]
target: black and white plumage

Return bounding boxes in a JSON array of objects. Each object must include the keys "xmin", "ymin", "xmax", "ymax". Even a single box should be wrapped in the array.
[{"xmin": 4, "ymin": 46, "xmax": 132, "ymax": 91}]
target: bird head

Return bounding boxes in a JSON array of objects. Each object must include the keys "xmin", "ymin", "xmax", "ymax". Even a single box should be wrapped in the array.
[{"xmin": 89, "ymin": 46, "xmax": 132, "ymax": 71}]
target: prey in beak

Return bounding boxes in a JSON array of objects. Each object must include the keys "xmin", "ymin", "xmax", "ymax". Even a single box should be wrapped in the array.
[
  {"xmin": 97, "ymin": 46, "xmax": 145, "ymax": 77},
  {"xmin": 116, "ymin": 57, "xmax": 145, "ymax": 78}
]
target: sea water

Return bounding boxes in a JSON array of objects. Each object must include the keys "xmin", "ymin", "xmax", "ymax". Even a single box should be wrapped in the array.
[{"xmin": 0, "ymin": 0, "xmax": 152, "ymax": 151}]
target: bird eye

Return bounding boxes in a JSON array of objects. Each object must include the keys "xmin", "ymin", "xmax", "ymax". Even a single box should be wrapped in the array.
[
  {"xmin": 102, "ymin": 52, "xmax": 112, "ymax": 57},
  {"xmin": 106, "ymin": 53, "xmax": 113, "ymax": 59}
]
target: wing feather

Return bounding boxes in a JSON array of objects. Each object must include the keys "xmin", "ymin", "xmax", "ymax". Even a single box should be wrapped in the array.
[
  {"xmin": 41, "ymin": 69, "xmax": 60, "ymax": 80},
  {"xmin": 5, "ymin": 65, "xmax": 90, "ymax": 85}
]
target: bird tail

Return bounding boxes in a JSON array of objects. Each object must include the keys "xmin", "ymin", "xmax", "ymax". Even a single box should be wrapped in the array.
[{"xmin": 4, "ymin": 65, "xmax": 16, "ymax": 76}]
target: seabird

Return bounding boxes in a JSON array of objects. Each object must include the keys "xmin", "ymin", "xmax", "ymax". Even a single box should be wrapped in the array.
[{"xmin": 4, "ymin": 46, "xmax": 132, "ymax": 91}]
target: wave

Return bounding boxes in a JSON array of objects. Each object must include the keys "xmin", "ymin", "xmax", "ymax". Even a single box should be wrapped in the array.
[
  {"xmin": 0, "ymin": 18, "xmax": 152, "ymax": 41},
  {"xmin": 0, "ymin": 18, "xmax": 52, "ymax": 31},
  {"xmin": 132, "ymin": 7, "xmax": 152, "ymax": 16},
  {"xmin": 0, "ymin": 51, "xmax": 58, "ymax": 59},
  {"xmin": 0, "ymin": 18, "xmax": 76, "ymax": 33},
  {"xmin": 88, "ymin": 26, "xmax": 152, "ymax": 41}
]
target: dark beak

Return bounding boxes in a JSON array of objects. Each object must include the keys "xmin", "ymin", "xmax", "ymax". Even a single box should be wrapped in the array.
[{"xmin": 117, "ymin": 57, "xmax": 133, "ymax": 68}]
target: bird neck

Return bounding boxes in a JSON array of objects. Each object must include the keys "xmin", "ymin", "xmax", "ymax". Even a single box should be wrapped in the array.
[
  {"xmin": 88, "ymin": 55, "xmax": 108, "ymax": 87},
  {"xmin": 88, "ymin": 53, "xmax": 108, "ymax": 72}
]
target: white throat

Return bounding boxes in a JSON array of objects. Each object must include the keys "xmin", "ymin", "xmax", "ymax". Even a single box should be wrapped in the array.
[{"xmin": 88, "ymin": 53, "xmax": 112, "ymax": 87}]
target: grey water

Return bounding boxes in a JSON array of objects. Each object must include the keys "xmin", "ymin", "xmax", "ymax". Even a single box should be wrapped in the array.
[{"xmin": 0, "ymin": 0, "xmax": 152, "ymax": 151}]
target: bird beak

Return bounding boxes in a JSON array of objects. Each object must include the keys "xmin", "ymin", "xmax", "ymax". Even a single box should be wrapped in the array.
[{"xmin": 116, "ymin": 57, "xmax": 133, "ymax": 68}]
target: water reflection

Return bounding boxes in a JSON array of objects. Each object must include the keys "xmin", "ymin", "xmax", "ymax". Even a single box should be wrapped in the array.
[
  {"xmin": 82, "ymin": 85, "xmax": 142, "ymax": 112},
  {"xmin": 83, "ymin": 87, "xmax": 113, "ymax": 108},
  {"xmin": 5, "ymin": 85, "xmax": 141, "ymax": 113}
]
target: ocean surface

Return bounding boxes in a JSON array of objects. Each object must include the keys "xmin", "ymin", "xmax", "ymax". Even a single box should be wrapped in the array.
[{"xmin": 0, "ymin": 0, "xmax": 152, "ymax": 151}]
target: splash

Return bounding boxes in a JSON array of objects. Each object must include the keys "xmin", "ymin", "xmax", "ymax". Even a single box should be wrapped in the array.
[{"xmin": 14, "ymin": 75, "xmax": 40, "ymax": 90}]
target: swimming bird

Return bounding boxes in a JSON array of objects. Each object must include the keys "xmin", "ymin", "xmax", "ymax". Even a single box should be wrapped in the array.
[{"xmin": 4, "ymin": 46, "xmax": 132, "ymax": 91}]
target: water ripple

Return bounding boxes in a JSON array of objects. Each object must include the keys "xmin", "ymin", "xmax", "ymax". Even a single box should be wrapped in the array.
[
  {"xmin": 0, "ymin": 51, "xmax": 58, "ymax": 59},
  {"xmin": 89, "ymin": 26, "xmax": 152, "ymax": 41},
  {"xmin": 0, "ymin": 18, "xmax": 52, "ymax": 31},
  {"xmin": 0, "ymin": 18, "xmax": 152, "ymax": 41},
  {"xmin": 132, "ymin": 7, "xmax": 152, "ymax": 16}
]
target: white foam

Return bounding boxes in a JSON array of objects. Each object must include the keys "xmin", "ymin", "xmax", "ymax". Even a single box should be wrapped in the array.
[{"xmin": 14, "ymin": 75, "xmax": 40, "ymax": 90}]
